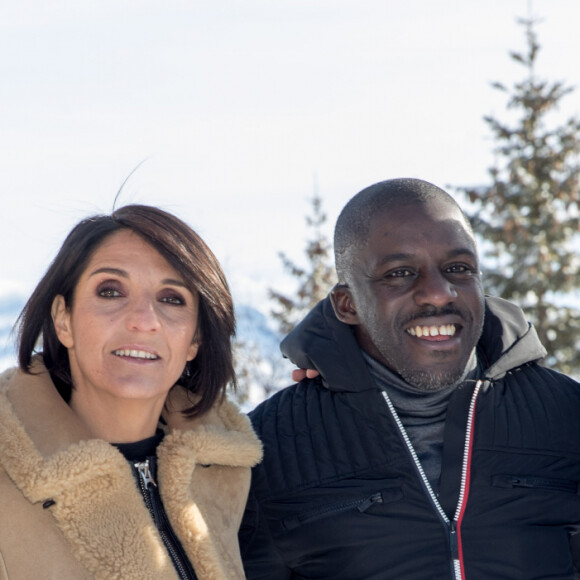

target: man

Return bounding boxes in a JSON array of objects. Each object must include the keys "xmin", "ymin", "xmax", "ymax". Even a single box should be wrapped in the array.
[{"xmin": 240, "ymin": 178, "xmax": 580, "ymax": 579}]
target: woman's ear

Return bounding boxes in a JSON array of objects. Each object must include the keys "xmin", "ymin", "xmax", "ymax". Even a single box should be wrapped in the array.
[
  {"xmin": 187, "ymin": 327, "xmax": 202, "ymax": 362},
  {"xmin": 330, "ymin": 284, "xmax": 360, "ymax": 325},
  {"xmin": 186, "ymin": 341, "xmax": 200, "ymax": 362},
  {"xmin": 51, "ymin": 295, "xmax": 74, "ymax": 348}
]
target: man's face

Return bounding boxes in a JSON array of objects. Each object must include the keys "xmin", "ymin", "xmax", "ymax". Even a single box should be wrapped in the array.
[{"xmin": 333, "ymin": 200, "xmax": 485, "ymax": 391}]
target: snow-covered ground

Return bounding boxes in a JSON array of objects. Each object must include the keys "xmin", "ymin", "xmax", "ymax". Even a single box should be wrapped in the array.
[{"xmin": 0, "ymin": 293, "xmax": 23, "ymax": 372}]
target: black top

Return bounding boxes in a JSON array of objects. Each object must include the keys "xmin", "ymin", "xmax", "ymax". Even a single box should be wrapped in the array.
[
  {"xmin": 114, "ymin": 430, "xmax": 198, "ymax": 580},
  {"xmin": 113, "ymin": 430, "xmax": 165, "ymax": 461}
]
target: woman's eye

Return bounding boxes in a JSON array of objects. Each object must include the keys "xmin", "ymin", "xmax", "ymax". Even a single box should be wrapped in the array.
[
  {"xmin": 98, "ymin": 287, "xmax": 122, "ymax": 298},
  {"xmin": 160, "ymin": 294, "xmax": 185, "ymax": 306}
]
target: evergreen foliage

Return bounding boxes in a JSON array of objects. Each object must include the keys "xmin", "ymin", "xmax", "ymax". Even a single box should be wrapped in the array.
[
  {"xmin": 232, "ymin": 194, "xmax": 335, "ymax": 406},
  {"xmin": 269, "ymin": 194, "xmax": 336, "ymax": 334},
  {"xmin": 232, "ymin": 338, "xmax": 291, "ymax": 406},
  {"xmin": 459, "ymin": 18, "xmax": 580, "ymax": 376}
]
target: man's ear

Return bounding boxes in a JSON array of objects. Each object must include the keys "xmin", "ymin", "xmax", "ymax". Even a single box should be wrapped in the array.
[
  {"xmin": 330, "ymin": 284, "xmax": 360, "ymax": 325},
  {"xmin": 51, "ymin": 295, "xmax": 74, "ymax": 348}
]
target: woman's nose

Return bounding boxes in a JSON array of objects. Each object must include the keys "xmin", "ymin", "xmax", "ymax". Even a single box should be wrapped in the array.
[{"xmin": 125, "ymin": 298, "xmax": 161, "ymax": 332}]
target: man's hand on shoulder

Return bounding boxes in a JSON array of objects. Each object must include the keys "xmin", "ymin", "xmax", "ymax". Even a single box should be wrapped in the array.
[{"xmin": 291, "ymin": 368, "xmax": 321, "ymax": 382}]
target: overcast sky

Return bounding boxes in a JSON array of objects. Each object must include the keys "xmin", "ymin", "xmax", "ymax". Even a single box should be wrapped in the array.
[{"xmin": 1, "ymin": 0, "xmax": 579, "ymax": 307}]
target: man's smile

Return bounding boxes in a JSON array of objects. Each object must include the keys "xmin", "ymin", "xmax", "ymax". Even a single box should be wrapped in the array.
[{"xmin": 406, "ymin": 323, "xmax": 457, "ymax": 338}]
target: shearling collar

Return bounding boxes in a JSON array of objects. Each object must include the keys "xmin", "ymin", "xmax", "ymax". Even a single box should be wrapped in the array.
[
  {"xmin": 0, "ymin": 362, "xmax": 262, "ymax": 580},
  {"xmin": 0, "ymin": 361, "xmax": 262, "ymax": 468}
]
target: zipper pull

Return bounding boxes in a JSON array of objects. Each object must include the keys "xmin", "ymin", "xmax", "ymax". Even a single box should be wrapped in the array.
[
  {"xmin": 135, "ymin": 460, "xmax": 157, "ymax": 489},
  {"xmin": 357, "ymin": 492, "xmax": 384, "ymax": 512},
  {"xmin": 449, "ymin": 520, "xmax": 459, "ymax": 560}
]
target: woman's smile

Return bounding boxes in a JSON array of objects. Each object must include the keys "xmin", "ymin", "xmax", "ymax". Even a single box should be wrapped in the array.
[{"xmin": 52, "ymin": 229, "xmax": 200, "ymax": 429}]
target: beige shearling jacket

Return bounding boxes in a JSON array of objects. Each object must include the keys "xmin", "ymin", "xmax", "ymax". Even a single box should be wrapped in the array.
[{"xmin": 0, "ymin": 362, "xmax": 262, "ymax": 580}]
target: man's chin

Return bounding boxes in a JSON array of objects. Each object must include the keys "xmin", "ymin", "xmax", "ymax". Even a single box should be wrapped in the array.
[{"xmin": 400, "ymin": 367, "xmax": 467, "ymax": 392}]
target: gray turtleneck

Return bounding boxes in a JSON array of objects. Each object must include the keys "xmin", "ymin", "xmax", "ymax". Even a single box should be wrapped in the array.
[{"xmin": 363, "ymin": 350, "xmax": 483, "ymax": 493}]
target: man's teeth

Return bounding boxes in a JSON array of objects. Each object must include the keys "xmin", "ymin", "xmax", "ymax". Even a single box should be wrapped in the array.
[
  {"xmin": 407, "ymin": 324, "xmax": 456, "ymax": 338},
  {"xmin": 114, "ymin": 349, "xmax": 158, "ymax": 359}
]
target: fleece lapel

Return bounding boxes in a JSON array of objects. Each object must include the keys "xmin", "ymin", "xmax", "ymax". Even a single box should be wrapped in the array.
[
  {"xmin": 161, "ymin": 387, "xmax": 263, "ymax": 468},
  {"xmin": 158, "ymin": 390, "xmax": 263, "ymax": 580},
  {"xmin": 0, "ymin": 367, "xmax": 180, "ymax": 580}
]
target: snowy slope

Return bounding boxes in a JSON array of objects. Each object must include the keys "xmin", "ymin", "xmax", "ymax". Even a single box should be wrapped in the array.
[{"xmin": 0, "ymin": 293, "xmax": 23, "ymax": 371}]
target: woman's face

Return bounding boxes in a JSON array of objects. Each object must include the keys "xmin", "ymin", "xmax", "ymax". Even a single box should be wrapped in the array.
[{"xmin": 52, "ymin": 229, "xmax": 200, "ymax": 408}]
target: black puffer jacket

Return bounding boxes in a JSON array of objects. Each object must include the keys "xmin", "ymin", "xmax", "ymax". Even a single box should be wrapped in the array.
[{"xmin": 240, "ymin": 296, "xmax": 580, "ymax": 579}]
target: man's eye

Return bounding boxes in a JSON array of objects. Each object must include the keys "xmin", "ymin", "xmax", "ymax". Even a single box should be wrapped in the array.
[
  {"xmin": 387, "ymin": 269, "xmax": 412, "ymax": 278},
  {"xmin": 447, "ymin": 264, "xmax": 473, "ymax": 274}
]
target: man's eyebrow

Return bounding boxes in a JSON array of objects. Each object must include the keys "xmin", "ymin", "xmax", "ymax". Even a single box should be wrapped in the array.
[
  {"xmin": 373, "ymin": 253, "xmax": 413, "ymax": 267},
  {"xmin": 88, "ymin": 268, "xmax": 188, "ymax": 288},
  {"xmin": 447, "ymin": 247, "xmax": 479, "ymax": 260},
  {"xmin": 374, "ymin": 247, "xmax": 478, "ymax": 267}
]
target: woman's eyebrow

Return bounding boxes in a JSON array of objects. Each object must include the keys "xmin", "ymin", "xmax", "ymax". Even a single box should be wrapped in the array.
[
  {"xmin": 162, "ymin": 278, "xmax": 188, "ymax": 288},
  {"xmin": 89, "ymin": 268, "xmax": 188, "ymax": 289},
  {"xmin": 89, "ymin": 267, "xmax": 127, "ymax": 278}
]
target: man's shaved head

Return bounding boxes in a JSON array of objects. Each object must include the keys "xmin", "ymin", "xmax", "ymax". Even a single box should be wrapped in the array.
[{"xmin": 334, "ymin": 178, "xmax": 473, "ymax": 284}]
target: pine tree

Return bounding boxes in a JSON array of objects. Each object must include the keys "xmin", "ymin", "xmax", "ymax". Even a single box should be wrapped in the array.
[
  {"xmin": 459, "ymin": 17, "xmax": 580, "ymax": 376},
  {"xmin": 231, "ymin": 194, "xmax": 336, "ymax": 407},
  {"xmin": 269, "ymin": 194, "xmax": 336, "ymax": 335},
  {"xmin": 232, "ymin": 338, "xmax": 292, "ymax": 407}
]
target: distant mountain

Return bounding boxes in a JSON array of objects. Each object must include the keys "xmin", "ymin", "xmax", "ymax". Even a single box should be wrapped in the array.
[
  {"xmin": 0, "ymin": 293, "xmax": 23, "ymax": 371},
  {"xmin": 234, "ymin": 303, "xmax": 294, "ymax": 408},
  {"xmin": 235, "ymin": 303, "xmax": 283, "ymax": 357}
]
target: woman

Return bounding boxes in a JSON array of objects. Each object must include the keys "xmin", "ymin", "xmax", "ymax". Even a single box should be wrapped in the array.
[{"xmin": 0, "ymin": 205, "xmax": 262, "ymax": 580}]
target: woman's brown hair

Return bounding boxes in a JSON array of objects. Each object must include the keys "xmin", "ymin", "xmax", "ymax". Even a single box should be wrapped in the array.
[{"xmin": 17, "ymin": 205, "xmax": 236, "ymax": 416}]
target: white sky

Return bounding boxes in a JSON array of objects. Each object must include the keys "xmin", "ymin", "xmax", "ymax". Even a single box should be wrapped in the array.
[{"xmin": 1, "ymin": 0, "xmax": 579, "ymax": 307}]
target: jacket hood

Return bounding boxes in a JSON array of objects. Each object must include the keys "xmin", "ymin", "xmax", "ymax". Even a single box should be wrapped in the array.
[
  {"xmin": 280, "ymin": 295, "xmax": 547, "ymax": 392},
  {"xmin": 477, "ymin": 296, "xmax": 546, "ymax": 380}
]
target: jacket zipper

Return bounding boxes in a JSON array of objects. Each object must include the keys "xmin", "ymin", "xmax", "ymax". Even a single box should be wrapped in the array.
[
  {"xmin": 493, "ymin": 474, "xmax": 578, "ymax": 493},
  {"xmin": 283, "ymin": 492, "xmax": 384, "ymax": 530},
  {"xmin": 134, "ymin": 459, "xmax": 197, "ymax": 580},
  {"xmin": 381, "ymin": 379, "xmax": 482, "ymax": 580}
]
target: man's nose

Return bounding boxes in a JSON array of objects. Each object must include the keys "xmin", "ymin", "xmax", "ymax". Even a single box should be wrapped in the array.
[{"xmin": 413, "ymin": 270, "xmax": 457, "ymax": 307}]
